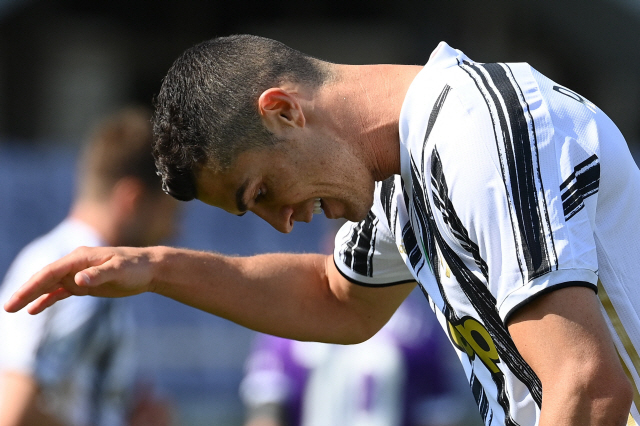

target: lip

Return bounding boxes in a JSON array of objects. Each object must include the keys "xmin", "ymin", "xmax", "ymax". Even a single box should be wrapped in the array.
[
  {"xmin": 321, "ymin": 198, "xmax": 337, "ymax": 219},
  {"xmin": 298, "ymin": 199, "xmax": 318, "ymax": 223}
]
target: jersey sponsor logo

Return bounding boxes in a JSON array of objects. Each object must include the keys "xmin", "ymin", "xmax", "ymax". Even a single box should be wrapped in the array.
[
  {"xmin": 448, "ymin": 316, "xmax": 501, "ymax": 374},
  {"xmin": 552, "ymin": 85, "xmax": 597, "ymax": 113}
]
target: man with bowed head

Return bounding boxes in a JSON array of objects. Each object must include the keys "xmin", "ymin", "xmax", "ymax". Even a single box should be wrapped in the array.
[
  {"xmin": 6, "ymin": 35, "xmax": 640, "ymax": 426},
  {"xmin": 0, "ymin": 107, "xmax": 178, "ymax": 426}
]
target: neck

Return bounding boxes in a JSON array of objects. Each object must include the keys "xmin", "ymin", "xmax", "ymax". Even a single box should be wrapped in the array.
[
  {"xmin": 321, "ymin": 63, "xmax": 422, "ymax": 181},
  {"xmin": 68, "ymin": 199, "xmax": 119, "ymax": 246}
]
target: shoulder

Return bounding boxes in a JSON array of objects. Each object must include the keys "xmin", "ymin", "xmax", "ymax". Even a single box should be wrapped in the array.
[{"xmin": 1, "ymin": 220, "xmax": 102, "ymax": 298}]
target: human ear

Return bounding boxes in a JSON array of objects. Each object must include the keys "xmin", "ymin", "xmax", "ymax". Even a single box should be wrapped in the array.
[{"xmin": 258, "ymin": 88, "xmax": 305, "ymax": 133}]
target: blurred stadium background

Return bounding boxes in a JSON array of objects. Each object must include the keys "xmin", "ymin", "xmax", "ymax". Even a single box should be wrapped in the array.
[{"xmin": 0, "ymin": 1, "xmax": 638, "ymax": 425}]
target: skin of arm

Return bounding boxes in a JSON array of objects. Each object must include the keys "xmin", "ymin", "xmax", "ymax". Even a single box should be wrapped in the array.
[
  {"xmin": 0, "ymin": 371, "xmax": 66, "ymax": 426},
  {"xmin": 4, "ymin": 246, "xmax": 416, "ymax": 345},
  {"xmin": 507, "ymin": 286, "xmax": 633, "ymax": 426}
]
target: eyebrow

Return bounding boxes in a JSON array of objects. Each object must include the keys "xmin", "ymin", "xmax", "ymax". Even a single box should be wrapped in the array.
[{"xmin": 235, "ymin": 180, "xmax": 249, "ymax": 214}]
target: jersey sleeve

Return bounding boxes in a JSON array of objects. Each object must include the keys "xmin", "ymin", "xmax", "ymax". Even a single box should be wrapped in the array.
[
  {"xmin": 492, "ymin": 66, "xmax": 606, "ymax": 322},
  {"xmin": 333, "ymin": 193, "xmax": 415, "ymax": 287}
]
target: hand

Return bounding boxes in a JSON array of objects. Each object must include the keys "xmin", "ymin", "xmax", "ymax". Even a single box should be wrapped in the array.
[{"xmin": 3, "ymin": 246, "xmax": 156, "ymax": 315}]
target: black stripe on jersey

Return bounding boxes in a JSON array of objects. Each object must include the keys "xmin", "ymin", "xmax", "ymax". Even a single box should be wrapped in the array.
[
  {"xmin": 421, "ymin": 85, "xmax": 452, "ymax": 172},
  {"xmin": 400, "ymin": 178, "xmax": 428, "ymax": 274},
  {"xmin": 404, "ymin": 162, "xmax": 456, "ymax": 323},
  {"xmin": 560, "ymin": 154, "xmax": 600, "ymax": 221},
  {"xmin": 341, "ymin": 211, "xmax": 378, "ymax": 277},
  {"xmin": 456, "ymin": 60, "xmax": 525, "ymax": 283},
  {"xmin": 425, "ymin": 152, "xmax": 543, "ymax": 406},
  {"xmin": 406, "ymin": 84, "xmax": 453, "ymax": 277},
  {"xmin": 459, "ymin": 60, "xmax": 557, "ymax": 283},
  {"xmin": 481, "ymin": 62, "xmax": 552, "ymax": 280},
  {"xmin": 380, "ymin": 177, "xmax": 397, "ymax": 236},
  {"xmin": 410, "ymin": 158, "xmax": 523, "ymax": 426},
  {"xmin": 431, "ymin": 147, "xmax": 489, "ymax": 280},
  {"xmin": 504, "ymin": 63, "xmax": 558, "ymax": 274},
  {"xmin": 471, "ymin": 372, "xmax": 491, "ymax": 423},
  {"xmin": 411, "ymin": 155, "xmax": 543, "ymax": 422},
  {"xmin": 410, "ymin": 157, "xmax": 523, "ymax": 425},
  {"xmin": 409, "ymin": 156, "xmax": 435, "ymax": 277},
  {"xmin": 402, "ymin": 222, "xmax": 424, "ymax": 272}
]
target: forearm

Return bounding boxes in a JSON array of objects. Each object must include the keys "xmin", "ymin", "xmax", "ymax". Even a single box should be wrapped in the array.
[
  {"xmin": 5, "ymin": 245, "xmax": 411, "ymax": 344},
  {"xmin": 149, "ymin": 247, "xmax": 378, "ymax": 343}
]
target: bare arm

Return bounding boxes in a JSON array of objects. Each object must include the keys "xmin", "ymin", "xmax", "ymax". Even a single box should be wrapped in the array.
[
  {"xmin": 507, "ymin": 286, "xmax": 633, "ymax": 426},
  {"xmin": 0, "ymin": 371, "xmax": 66, "ymax": 426},
  {"xmin": 4, "ymin": 246, "xmax": 415, "ymax": 344}
]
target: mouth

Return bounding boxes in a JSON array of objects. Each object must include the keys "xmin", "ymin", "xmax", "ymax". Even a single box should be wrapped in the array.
[{"xmin": 313, "ymin": 198, "xmax": 323, "ymax": 215}]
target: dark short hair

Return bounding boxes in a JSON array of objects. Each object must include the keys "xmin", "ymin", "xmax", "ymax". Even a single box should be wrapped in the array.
[
  {"xmin": 152, "ymin": 34, "xmax": 329, "ymax": 202},
  {"xmin": 78, "ymin": 106, "xmax": 162, "ymax": 198}
]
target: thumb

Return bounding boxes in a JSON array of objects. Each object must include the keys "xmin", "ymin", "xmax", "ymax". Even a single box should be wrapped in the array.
[
  {"xmin": 75, "ymin": 270, "xmax": 94, "ymax": 287},
  {"xmin": 74, "ymin": 263, "xmax": 115, "ymax": 287}
]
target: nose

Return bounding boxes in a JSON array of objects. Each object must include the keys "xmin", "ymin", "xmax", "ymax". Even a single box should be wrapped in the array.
[{"xmin": 253, "ymin": 205, "xmax": 295, "ymax": 233}]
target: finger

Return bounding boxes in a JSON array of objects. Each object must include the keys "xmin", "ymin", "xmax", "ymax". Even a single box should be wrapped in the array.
[
  {"xmin": 4, "ymin": 247, "xmax": 113, "ymax": 312},
  {"xmin": 4, "ymin": 266, "xmax": 73, "ymax": 312},
  {"xmin": 26, "ymin": 287, "xmax": 74, "ymax": 315}
]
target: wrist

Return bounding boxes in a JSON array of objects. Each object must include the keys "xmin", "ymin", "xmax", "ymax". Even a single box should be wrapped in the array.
[{"xmin": 145, "ymin": 245, "xmax": 174, "ymax": 295}]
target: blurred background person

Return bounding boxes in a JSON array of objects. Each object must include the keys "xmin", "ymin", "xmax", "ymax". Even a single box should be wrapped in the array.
[
  {"xmin": 0, "ymin": 107, "xmax": 178, "ymax": 426},
  {"xmin": 240, "ymin": 288, "xmax": 481, "ymax": 426}
]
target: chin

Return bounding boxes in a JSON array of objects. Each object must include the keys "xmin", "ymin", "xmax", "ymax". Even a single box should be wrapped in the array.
[{"xmin": 343, "ymin": 198, "xmax": 374, "ymax": 223}]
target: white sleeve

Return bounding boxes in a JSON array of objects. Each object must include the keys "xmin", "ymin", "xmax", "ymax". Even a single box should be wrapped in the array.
[
  {"xmin": 333, "ymin": 198, "xmax": 414, "ymax": 287},
  {"xmin": 0, "ymin": 245, "xmax": 56, "ymax": 374}
]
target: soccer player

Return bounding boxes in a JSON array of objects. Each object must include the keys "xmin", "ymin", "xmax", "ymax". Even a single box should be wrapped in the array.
[
  {"xmin": 0, "ymin": 107, "xmax": 178, "ymax": 426},
  {"xmin": 5, "ymin": 35, "xmax": 640, "ymax": 426}
]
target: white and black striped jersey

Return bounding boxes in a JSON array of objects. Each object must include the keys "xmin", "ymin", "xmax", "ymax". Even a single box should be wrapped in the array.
[
  {"xmin": 334, "ymin": 42, "xmax": 640, "ymax": 426},
  {"xmin": 0, "ymin": 219, "xmax": 137, "ymax": 426}
]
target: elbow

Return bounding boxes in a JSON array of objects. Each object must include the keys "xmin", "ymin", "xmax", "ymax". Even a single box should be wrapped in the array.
[
  {"xmin": 572, "ymin": 366, "xmax": 633, "ymax": 424},
  {"xmin": 329, "ymin": 315, "xmax": 386, "ymax": 345},
  {"xmin": 542, "ymin": 362, "xmax": 634, "ymax": 424},
  {"xmin": 348, "ymin": 322, "xmax": 381, "ymax": 345},
  {"xmin": 594, "ymin": 374, "xmax": 633, "ymax": 423}
]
